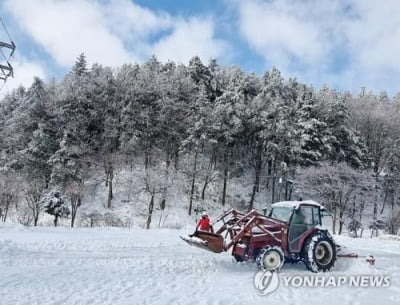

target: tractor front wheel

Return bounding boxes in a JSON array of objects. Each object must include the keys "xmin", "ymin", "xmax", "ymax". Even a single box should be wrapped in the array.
[
  {"xmin": 302, "ymin": 232, "xmax": 336, "ymax": 272},
  {"xmin": 256, "ymin": 246, "xmax": 284, "ymax": 271}
]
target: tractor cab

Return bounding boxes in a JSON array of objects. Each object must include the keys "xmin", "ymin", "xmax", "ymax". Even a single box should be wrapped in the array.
[{"xmin": 268, "ymin": 200, "xmax": 327, "ymax": 253}]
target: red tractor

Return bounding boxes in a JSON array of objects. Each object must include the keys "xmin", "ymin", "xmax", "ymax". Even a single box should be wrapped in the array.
[{"xmin": 181, "ymin": 200, "xmax": 337, "ymax": 272}]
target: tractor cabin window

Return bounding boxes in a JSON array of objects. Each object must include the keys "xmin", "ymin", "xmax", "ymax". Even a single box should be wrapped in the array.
[{"xmin": 294, "ymin": 206, "xmax": 320, "ymax": 226}]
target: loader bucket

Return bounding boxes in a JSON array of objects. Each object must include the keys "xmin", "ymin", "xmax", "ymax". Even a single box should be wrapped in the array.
[{"xmin": 180, "ymin": 231, "xmax": 224, "ymax": 253}]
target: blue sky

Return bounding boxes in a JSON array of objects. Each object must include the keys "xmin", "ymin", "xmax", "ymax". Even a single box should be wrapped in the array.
[{"xmin": 1, "ymin": 0, "xmax": 400, "ymax": 96}]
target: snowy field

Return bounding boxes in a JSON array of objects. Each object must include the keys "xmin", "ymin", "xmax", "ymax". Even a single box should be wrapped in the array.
[{"xmin": 1, "ymin": 223, "xmax": 399, "ymax": 305}]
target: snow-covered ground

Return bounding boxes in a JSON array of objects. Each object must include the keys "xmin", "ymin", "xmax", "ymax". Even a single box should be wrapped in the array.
[{"xmin": 1, "ymin": 223, "xmax": 399, "ymax": 305}]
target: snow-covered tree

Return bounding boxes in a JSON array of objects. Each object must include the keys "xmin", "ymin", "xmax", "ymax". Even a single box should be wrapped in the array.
[
  {"xmin": 48, "ymin": 54, "xmax": 95, "ymax": 226},
  {"xmin": 210, "ymin": 66, "xmax": 249, "ymax": 206},
  {"xmin": 42, "ymin": 189, "xmax": 70, "ymax": 226},
  {"xmin": 317, "ymin": 87, "xmax": 368, "ymax": 167},
  {"xmin": 119, "ymin": 56, "xmax": 163, "ymax": 168},
  {"xmin": 0, "ymin": 170, "xmax": 20, "ymax": 222},
  {"xmin": 297, "ymin": 162, "xmax": 375, "ymax": 234},
  {"xmin": 292, "ymin": 86, "xmax": 331, "ymax": 166},
  {"xmin": 346, "ymin": 91, "xmax": 393, "ymax": 172},
  {"xmin": 87, "ymin": 64, "xmax": 120, "ymax": 209}
]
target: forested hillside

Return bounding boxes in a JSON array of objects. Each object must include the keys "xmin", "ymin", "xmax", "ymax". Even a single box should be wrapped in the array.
[{"xmin": 0, "ymin": 54, "xmax": 399, "ymax": 233}]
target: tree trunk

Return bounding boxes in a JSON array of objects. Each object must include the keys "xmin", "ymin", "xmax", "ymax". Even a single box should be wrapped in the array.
[
  {"xmin": 266, "ymin": 159, "xmax": 272, "ymax": 189},
  {"xmin": 380, "ymin": 185, "xmax": 388, "ymax": 215},
  {"xmin": 1, "ymin": 194, "xmax": 12, "ymax": 222},
  {"xmin": 255, "ymin": 145, "xmax": 262, "ymax": 193},
  {"xmin": 380, "ymin": 199, "xmax": 386, "ymax": 215},
  {"xmin": 373, "ymin": 200, "xmax": 378, "ymax": 221},
  {"xmin": 27, "ymin": 191, "xmax": 41, "ymax": 227},
  {"xmin": 351, "ymin": 195, "xmax": 356, "ymax": 219},
  {"xmin": 373, "ymin": 175, "xmax": 379, "ymax": 220},
  {"xmin": 284, "ymin": 180, "xmax": 291, "ymax": 201},
  {"xmin": 338, "ymin": 222, "xmax": 344, "ymax": 235},
  {"xmin": 158, "ymin": 210, "xmax": 164, "ymax": 228},
  {"xmin": 332, "ymin": 202, "xmax": 337, "ymax": 235},
  {"xmin": 188, "ymin": 152, "xmax": 198, "ymax": 216},
  {"xmin": 71, "ymin": 211, "xmax": 76, "ymax": 228},
  {"xmin": 222, "ymin": 167, "xmax": 228, "ymax": 206},
  {"xmin": 174, "ymin": 148, "xmax": 179, "ymax": 170},
  {"xmin": 201, "ymin": 177, "xmax": 209, "ymax": 201},
  {"xmin": 107, "ymin": 164, "xmax": 114, "ymax": 209},
  {"xmin": 146, "ymin": 192, "xmax": 154, "ymax": 229},
  {"xmin": 278, "ymin": 177, "xmax": 283, "ymax": 202},
  {"xmin": 145, "ymin": 154, "xmax": 150, "ymax": 170},
  {"xmin": 33, "ymin": 202, "xmax": 39, "ymax": 226},
  {"xmin": 248, "ymin": 145, "xmax": 262, "ymax": 211},
  {"xmin": 3, "ymin": 200, "xmax": 10, "ymax": 222},
  {"xmin": 338, "ymin": 208, "xmax": 345, "ymax": 235},
  {"xmin": 33, "ymin": 211, "xmax": 39, "ymax": 226},
  {"xmin": 160, "ymin": 148, "xmax": 170, "ymax": 211},
  {"xmin": 144, "ymin": 130, "xmax": 151, "ymax": 170},
  {"xmin": 201, "ymin": 154, "xmax": 214, "ymax": 201},
  {"xmin": 70, "ymin": 195, "xmax": 81, "ymax": 228},
  {"xmin": 391, "ymin": 191, "xmax": 395, "ymax": 210},
  {"xmin": 212, "ymin": 147, "xmax": 218, "ymax": 169},
  {"xmin": 105, "ymin": 163, "xmax": 109, "ymax": 187},
  {"xmin": 359, "ymin": 201, "xmax": 365, "ymax": 223},
  {"xmin": 271, "ymin": 159, "xmax": 277, "ymax": 203},
  {"xmin": 54, "ymin": 215, "xmax": 59, "ymax": 227},
  {"xmin": 248, "ymin": 184, "xmax": 257, "ymax": 212},
  {"xmin": 221, "ymin": 150, "xmax": 229, "ymax": 206}
]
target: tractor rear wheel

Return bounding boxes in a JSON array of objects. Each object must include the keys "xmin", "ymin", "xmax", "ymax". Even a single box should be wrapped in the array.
[
  {"xmin": 256, "ymin": 246, "xmax": 284, "ymax": 271},
  {"xmin": 302, "ymin": 231, "xmax": 336, "ymax": 272}
]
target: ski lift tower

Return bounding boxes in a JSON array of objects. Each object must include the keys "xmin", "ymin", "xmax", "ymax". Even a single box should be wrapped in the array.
[{"xmin": 0, "ymin": 17, "xmax": 16, "ymax": 85}]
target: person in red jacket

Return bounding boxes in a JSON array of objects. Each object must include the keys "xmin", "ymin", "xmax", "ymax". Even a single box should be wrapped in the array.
[{"xmin": 196, "ymin": 212, "xmax": 213, "ymax": 232}]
